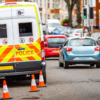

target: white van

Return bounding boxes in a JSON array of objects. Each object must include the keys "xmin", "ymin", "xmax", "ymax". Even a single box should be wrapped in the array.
[
  {"xmin": 0, "ymin": 2, "xmax": 46, "ymax": 83},
  {"xmin": 45, "ymin": 19, "xmax": 60, "ymax": 34}
]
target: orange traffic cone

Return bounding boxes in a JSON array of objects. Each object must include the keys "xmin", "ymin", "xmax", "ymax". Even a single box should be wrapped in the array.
[
  {"xmin": 38, "ymin": 71, "xmax": 46, "ymax": 87},
  {"xmin": 29, "ymin": 74, "xmax": 39, "ymax": 92},
  {"xmin": 1, "ymin": 80, "xmax": 12, "ymax": 100}
]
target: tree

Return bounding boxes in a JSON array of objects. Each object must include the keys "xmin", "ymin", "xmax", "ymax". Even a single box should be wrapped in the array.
[
  {"xmin": 76, "ymin": 0, "xmax": 81, "ymax": 28},
  {"xmin": 65, "ymin": 0, "xmax": 77, "ymax": 27}
]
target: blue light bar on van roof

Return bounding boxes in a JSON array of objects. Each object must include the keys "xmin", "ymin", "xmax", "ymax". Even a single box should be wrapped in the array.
[{"xmin": 5, "ymin": 3, "xmax": 17, "ymax": 5}]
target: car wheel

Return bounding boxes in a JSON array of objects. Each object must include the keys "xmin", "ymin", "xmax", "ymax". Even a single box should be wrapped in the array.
[
  {"xmin": 96, "ymin": 63, "xmax": 100, "ymax": 68},
  {"xmin": 59, "ymin": 61, "xmax": 63, "ymax": 67},
  {"xmin": 90, "ymin": 63, "xmax": 95, "ymax": 67},
  {"xmin": 43, "ymin": 72, "xmax": 47, "ymax": 84},
  {"xmin": 63, "ymin": 59, "xmax": 69, "ymax": 69}
]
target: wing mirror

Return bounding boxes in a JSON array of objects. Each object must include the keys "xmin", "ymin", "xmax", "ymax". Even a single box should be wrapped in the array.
[
  {"xmin": 59, "ymin": 45, "xmax": 62, "ymax": 49},
  {"xmin": 44, "ymin": 42, "xmax": 48, "ymax": 47}
]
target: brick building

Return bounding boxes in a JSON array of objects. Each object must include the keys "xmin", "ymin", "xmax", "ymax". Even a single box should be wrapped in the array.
[{"xmin": 0, "ymin": 0, "xmax": 78, "ymax": 25}]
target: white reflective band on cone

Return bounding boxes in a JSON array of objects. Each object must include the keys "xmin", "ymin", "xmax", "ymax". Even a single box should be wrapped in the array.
[
  {"xmin": 3, "ymin": 85, "xmax": 9, "ymax": 93},
  {"xmin": 39, "ymin": 75, "xmax": 44, "ymax": 82},
  {"xmin": 31, "ymin": 79, "xmax": 36, "ymax": 86}
]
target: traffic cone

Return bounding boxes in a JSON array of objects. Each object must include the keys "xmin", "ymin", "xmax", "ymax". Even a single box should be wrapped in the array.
[
  {"xmin": 38, "ymin": 71, "xmax": 46, "ymax": 87},
  {"xmin": 1, "ymin": 80, "xmax": 12, "ymax": 100},
  {"xmin": 29, "ymin": 74, "xmax": 39, "ymax": 92}
]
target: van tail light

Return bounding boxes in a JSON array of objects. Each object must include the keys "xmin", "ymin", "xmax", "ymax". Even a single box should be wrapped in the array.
[
  {"xmin": 66, "ymin": 47, "xmax": 72, "ymax": 51},
  {"xmin": 5, "ymin": 3, "xmax": 17, "ymax": 5},
  {"xmin": 94, "ymin": 47, "xmax": 100, "ymax": 51},
  {"xmin": 75, "ymin": 34, "xmax": 79, "ymax": 36},
  {"xmin": 41, "ymin": 41, "xmax": 45, "ymax": 61}
]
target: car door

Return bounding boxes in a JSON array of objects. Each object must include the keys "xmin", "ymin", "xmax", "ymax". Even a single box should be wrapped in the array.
[{"xmin": 59, "ymin": 40, "xmax": 68, "ymax": 62}]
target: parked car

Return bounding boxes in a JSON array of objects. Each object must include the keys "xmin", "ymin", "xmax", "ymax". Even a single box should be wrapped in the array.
[
  {"xmin": 51, "ymin": 26, "xmax": 71, "ymax": 37},
  {"xmin": 44, "ymin": 35, "xmax": 67, "ymax": 57},
  {"xmin": 91, "ymin": 33, "xmax": 100, "ymax": 45},
  {"xmin": 69, "ymin": 29, "xmax": 89, "ymax": 37},
  {"xmin": 59, "ymin": 37, "xmax": 100, "ymax": 69},
  {"xmin": 45, "ymin": 19, "xmax": 60, "ymax": 34}
]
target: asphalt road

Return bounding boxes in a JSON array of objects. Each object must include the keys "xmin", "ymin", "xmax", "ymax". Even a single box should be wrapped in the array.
[{"xmin": 0, "ymin": 59, "xmax": 100, "ymax": 100}]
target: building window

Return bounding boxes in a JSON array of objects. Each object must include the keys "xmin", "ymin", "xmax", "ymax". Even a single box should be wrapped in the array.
[
  {"xmin": 40, "ymin": 13, "xmax": 42, "ymax": 21},
  {"xmin": 48, "ymin": 15, "xmax": 50, "ymax": 19},
  {"xmin": 85, "ymin": 0, "xmax": 87, "ymax": 5},
  {"xmin": 53, "ymin": 0, "xmax": 59, "ymax": 9},
  {"xmin": 40, "ymin": 0, "xmax": 42, "ymax": 7},
  {"xmin": 48, "ymin": 0, "xmax": 50, "ymax": 8}
]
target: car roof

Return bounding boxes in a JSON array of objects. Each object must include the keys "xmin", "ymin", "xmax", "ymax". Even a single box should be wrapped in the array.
[
  {"xmin": 68, "ymin": 37, "xmax": 95, "ymax": 40},
  {"xmin": 45, "ymin": 35, "xmax": 67, "ymax": 38}
]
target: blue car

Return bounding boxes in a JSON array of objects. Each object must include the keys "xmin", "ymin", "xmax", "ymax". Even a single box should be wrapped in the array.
[
  {"xmin": 52, "ymin": 26, "xmax": 71, "ymax": 35},
  {"xmin": 59, "ymin": 37, "xmax": 100, "ymax": 69}
]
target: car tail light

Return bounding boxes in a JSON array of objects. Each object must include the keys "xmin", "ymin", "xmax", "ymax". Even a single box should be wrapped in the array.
[
  {"xmin": 75, "ymin": 34, "xmax": 79, "ymax": 36},
  {"xmin": 69, "ymin": 59, "xmax": 73, "ymax": 61},
  {"xmin": 41, "ymin": 41, "xmax": 45, "ymax": 60},
  {"xmin": 5, "ymin": 3, "xmax": 17, "ymax": 5},
  {"xmin": 94, "ymin": 47, "xmax": 100, "ymax": 51},
  {"xmin": 66, "ymin": 47, "xmax": 72, "ymax": 51}
]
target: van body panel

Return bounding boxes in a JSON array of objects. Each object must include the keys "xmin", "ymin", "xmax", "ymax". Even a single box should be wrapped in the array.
[{"xmin": 0, "ymin": 2, "xmax": 46, "ymax": 77}]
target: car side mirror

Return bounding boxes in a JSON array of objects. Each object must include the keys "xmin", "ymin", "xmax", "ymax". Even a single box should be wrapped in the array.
[
  {"xmin": 44, "ymin": 42, "xmax": 48, "ymax": 47},
  {"xmin": 59, "ymin": 45, "xmax": 62, "ymax": 49}
]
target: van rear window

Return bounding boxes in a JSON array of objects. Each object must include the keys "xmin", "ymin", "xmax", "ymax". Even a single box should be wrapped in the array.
[
  {"xmin": 19, "ymin": 22, "xmax": 33, "ymax": 37},
  {"xmin": 0, "ymin": 24, "xmax": 7, "ymax": 38}
]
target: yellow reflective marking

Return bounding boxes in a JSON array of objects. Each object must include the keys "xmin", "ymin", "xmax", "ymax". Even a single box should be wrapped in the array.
[
  {"xmin": 0, "ymin": 6, "xmax": 11, "ymax": 8},
  {"xmin": 0, "ymin": 66, "xmax": 13, "ymax": 70},
  {"xmin": 0, "ymin": 45, "xmax": 9, "ymax": 56},
  {"xmin": 33, "ymin": 41, "xmax": 41, "ymax": 51},
  {"xmin": 1, "ymin": 49, "xmax": 14, "ymax": 63}
]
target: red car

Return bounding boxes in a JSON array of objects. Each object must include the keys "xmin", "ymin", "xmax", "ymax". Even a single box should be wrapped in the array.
[{"xmin": 44, "ymin": 35, "xmax": 67, "ymax": 57}]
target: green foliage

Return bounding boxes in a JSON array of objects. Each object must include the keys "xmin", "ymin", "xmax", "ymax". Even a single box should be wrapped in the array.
[{"xmin": 61, "ymin": 19, "xmax": 69, "ymax": 26}]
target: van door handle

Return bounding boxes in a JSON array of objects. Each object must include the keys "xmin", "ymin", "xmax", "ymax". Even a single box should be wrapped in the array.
[{"xmin": 17, "ymin": 47, "xmax": 25, "ymax": 50}]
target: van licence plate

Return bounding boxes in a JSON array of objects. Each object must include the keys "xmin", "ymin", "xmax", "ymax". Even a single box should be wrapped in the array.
[
  {"xmin": 53, "ymin": 50, "xmax": 59, "ymax": 52},
  {"xmin": 0, "ymin": 66, "xmax": 13, "ymax": 70}
]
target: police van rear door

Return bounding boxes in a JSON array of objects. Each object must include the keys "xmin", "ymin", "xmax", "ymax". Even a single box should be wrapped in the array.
[
  {"xmin": 0, "ymin": 6, "xmax": 15, "ymax": 64},
  {"xmin": 11, "ymin": 5, "xmax": 41, "ymax": 63}
]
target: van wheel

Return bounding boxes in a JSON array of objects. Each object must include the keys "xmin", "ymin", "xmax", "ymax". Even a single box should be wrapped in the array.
[
  {"xmin": 59, "ymin": 61, "xmax": 63, "ymax": 67},
  {"xmin": 43, "ymin": 72, "xmax": 46, "ymax": 84},
  {"xmin": 96, "ymin": 63, "xmax": 100, "ymax": 68},
  {"xmin": 63, "ymin": 59, "xmax": 69, "ymax": 69}
]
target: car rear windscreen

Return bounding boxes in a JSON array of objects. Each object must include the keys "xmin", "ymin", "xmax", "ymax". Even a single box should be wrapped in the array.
[
  {"xmin": 48, "ymin": 38, "xmax": 66, "ymax": 43},
  {"xmin": 47, "ymin": 38, "xmax": 66, "ymax": 48},
  {"xmin": 70, "ymin": 38, "xmax": 96, "ymax": 46}
]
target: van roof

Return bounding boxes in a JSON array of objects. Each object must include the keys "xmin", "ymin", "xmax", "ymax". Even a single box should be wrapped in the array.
[{"xmin": 0, "ymin": 2, "xmax": 37, "ymax": 6}]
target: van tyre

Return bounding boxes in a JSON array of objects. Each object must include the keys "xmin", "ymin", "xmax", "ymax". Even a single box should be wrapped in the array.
[
  {"xmin": 96, "ymin": 63, "xmax": 100, "ymax": 68},
  {"xmin": 43, "ymin": 72, "xmax": 46, "ymax": 84},
  {"xmin": 59, "ymin": 61, "xmax": 63, "ymax": 67},
  {"xmin": 63, "ymin": 59, "xmax": 69, "ymax": 69}
]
